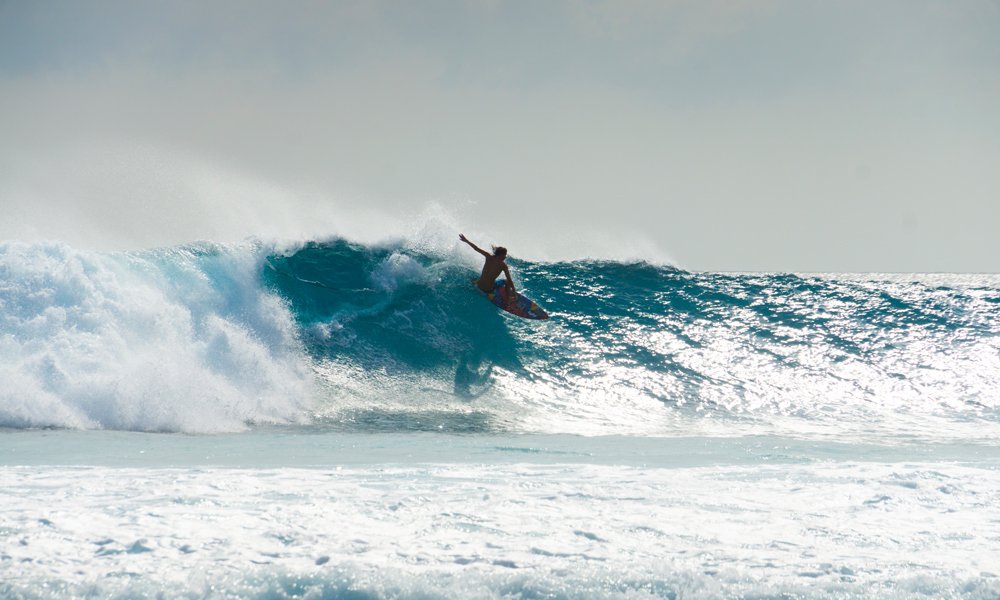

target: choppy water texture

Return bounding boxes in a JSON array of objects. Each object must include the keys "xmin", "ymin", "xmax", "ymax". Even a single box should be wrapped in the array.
[{"xmin": 2, "ymin": 238, "xmax": 999, "ymax": 598}]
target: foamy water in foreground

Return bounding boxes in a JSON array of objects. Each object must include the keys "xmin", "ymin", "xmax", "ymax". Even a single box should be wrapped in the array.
[{"xmin": 3, "ymin": 432, "xmax": 1000, "ymax": 599}]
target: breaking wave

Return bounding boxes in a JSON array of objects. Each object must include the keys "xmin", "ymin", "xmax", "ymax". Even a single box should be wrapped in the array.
[{"xmin": 2, "ymin": 236, "xmax": 999, "ymax": 439}]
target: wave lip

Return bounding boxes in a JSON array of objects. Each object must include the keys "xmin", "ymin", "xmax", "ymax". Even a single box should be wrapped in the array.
[{"xmin": 0, "ymin": 240, "xmax": 311, "ymax": 433}]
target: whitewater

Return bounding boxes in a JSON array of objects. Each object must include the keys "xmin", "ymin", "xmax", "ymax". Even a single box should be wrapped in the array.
[{"xmin": 2, "ymin": 236, "xmax": 999, "ymax": 599}]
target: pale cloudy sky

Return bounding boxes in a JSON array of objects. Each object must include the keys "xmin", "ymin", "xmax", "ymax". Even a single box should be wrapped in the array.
[{"xmin": 1, "ymin": 0, "xmax": 998, "ymax": 271}]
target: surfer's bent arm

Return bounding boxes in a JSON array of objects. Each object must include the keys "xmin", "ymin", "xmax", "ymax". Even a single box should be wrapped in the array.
[
  {"xmin": 459, "ymin": 233, "xmax": 491, "ymax": 258},
  {"xmin": 502, "ymin": 264, "xmax": 515, "ymax": 292}
]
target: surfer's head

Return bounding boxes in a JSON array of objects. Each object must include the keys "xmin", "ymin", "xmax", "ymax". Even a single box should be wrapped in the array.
[{"xmin": 492, "ymin": 245, "xmax": 507, "ymax": 259}]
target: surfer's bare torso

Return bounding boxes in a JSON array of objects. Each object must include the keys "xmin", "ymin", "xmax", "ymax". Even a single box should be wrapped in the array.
[
  {"xmin": 459, "ymin": 233, "xmax": 514, "ymax": 294},
  {"xmin": 475, "ymin": 255, "xmax": 508, "ymax": 293}
]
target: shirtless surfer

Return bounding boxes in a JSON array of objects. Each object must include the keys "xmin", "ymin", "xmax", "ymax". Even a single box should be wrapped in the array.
[{"xmin": 459, "ymin": 233, "xmax": 515, "ymax": 296}]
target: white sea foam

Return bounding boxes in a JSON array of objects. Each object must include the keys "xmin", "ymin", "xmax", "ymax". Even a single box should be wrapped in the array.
[
  {"xmin": 2, "ymin": 441, "xmax": 999, "ymax": 599},
  {"xmin": 0, "ymin": 241, "xmax": 312, "ymax": 432},
  {"xmin": 370, "ymin": 252, "xmax": 432, "ymax": 293}
]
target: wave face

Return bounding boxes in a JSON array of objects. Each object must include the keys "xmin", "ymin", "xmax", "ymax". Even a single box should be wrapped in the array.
[
  {"xmin": 268, "ymin": 240, "xmax": 1000, "ymax": 440},
  {"xmin": 3, "ymin": 237, "xmax": 999, "ymax": 438}
]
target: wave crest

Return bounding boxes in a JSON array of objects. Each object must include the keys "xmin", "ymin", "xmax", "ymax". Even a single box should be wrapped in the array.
[{"xmin": 0, "ymin": 241, "xmax": 311, "ymax": 432}]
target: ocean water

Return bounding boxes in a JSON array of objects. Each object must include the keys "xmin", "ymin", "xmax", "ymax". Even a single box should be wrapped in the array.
[{"xmin": 2, "ymin": 237, "xmax": 999, "ymax": 599}]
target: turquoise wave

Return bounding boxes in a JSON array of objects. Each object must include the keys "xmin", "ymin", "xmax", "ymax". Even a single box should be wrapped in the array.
[
  {"xmin": 266, "ymin": 239, "xmax": 1000, "ymax": 438},
  {"xmin": 2, "ymin": 237, "xmax": 998, "ymax": 436}
]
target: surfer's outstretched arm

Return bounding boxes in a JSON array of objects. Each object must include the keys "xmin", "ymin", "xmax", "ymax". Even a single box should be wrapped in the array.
[{"xmin": 459, "ymin": 233, "xmax": 491, "ymax": 258}]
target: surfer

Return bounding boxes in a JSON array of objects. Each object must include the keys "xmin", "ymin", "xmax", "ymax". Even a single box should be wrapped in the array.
[{"xmin": 459, "ymin": 233, "xmax": 515, "ymax": 295}]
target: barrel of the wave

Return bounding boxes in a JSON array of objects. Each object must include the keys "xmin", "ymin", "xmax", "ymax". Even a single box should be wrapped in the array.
[{"xmin": 482, "ymin": 279, "xmax": 548, "ymax": 320}]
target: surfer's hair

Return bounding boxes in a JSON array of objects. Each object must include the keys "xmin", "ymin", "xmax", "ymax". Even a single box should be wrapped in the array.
[{"xmin": 492, "ymin": 245, "xmax": 507, "ymax": 259}]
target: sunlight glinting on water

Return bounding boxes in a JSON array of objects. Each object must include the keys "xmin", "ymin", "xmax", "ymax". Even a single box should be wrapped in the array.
[{"xmin": 490, "ymin": 270, "xmax": 1000, "ymax": 440}]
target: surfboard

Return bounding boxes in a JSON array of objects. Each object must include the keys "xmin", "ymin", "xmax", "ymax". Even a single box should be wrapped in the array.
[{"xmin": 482, "ymin": 279, "xmax": 549, "ymax": 320}]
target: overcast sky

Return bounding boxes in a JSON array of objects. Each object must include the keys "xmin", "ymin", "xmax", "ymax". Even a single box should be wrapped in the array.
[{"xmin": 1, "ymin": 0, "xmax": 998, "ymax": 271}]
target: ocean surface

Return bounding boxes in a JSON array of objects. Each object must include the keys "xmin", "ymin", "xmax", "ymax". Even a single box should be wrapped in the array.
[{"xmin": 2, "ymin": 237, "xmax": 999, "ymax": 599}]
